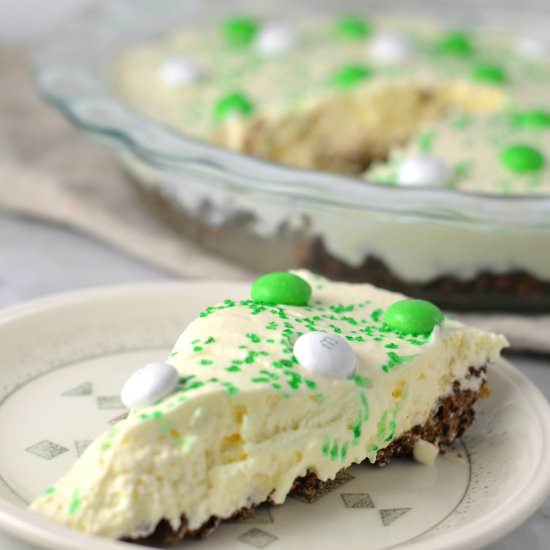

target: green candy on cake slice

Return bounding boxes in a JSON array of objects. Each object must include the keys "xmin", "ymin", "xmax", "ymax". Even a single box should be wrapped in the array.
[{"xmin": 30, "ymin": 271, "xmax": 508, "ymax": 545}]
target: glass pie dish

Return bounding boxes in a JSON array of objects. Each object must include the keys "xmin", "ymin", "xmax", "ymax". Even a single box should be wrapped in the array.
[{"xmin": 33, "ymin": 0, "xmax": 550, "ymax": 312}]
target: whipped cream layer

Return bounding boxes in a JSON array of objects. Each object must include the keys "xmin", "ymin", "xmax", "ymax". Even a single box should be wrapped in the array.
[
  {"xmin": 30, "ymin": 272, "xmax": 507, "ymax": 539},
  {"xmin": 127, "ymin": 156, "xmax": 550, "ymax": 283}
]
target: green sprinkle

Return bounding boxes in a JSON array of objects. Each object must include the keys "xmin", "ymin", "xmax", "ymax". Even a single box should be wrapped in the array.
[
  {"xmin": 244, "ymin": 350, "xmax": 268, "ymax": 364},
  {"xmin": 335, "ymin": 16, "xmax": 371, "ymax": 39},
  {"xmin": 304, "ymin": 379, "xmax": 317, "ymax": 389},
  {"xmin": 360, "ymin": 392, "xmax": 369, "ymax": 421},
  {"xmin": 418, "ymin": 130, "xmax": 435, "ymax": 152},
  {"xmin": 222, "ymin": 16, "xmax": 258, "ymax": 47},
  {"xmin": 385, "ymin": 343, "xmax": 399, "ymax": 349},
  {"xmin": 193, "ymin": 346, "xmax": 204, "ymax": 352},
  {"xmin": 214, "ymin": 91, "xmax": 254, "ymax": 122},
  {"xmin": 226, "ymin": 366, "xmax": 241, "ymax": 373},
  {"xmin": 382, "ymin": 351, "xmax": 417, "ymax": 373},
  {"xmin": 471, "ymin": 63, "xmax": 507, "ymax": 85},
  {"xmin": 322, "ymin": 439, "xmax": 330, "ymax": 456},
  {"xmin": 435, "ymin": 31, "xmax": 473, "ymax": 57},
  {"xmin": 353, "ymin": 418, "xmax": 362, "ymax": 441},
  {"xmin": 450, "ymin": 113, "xmax": 473, "ymax": 129},
  {"xmin": 352, "ymin": 374, "xmax": 372, "ymax": 388},
  {"xmin": 251, "ymin": 376, "xmax": 271, "ymax": 384},
  {"xmin": 511, "ymin": 109, "xmax": 550, "ymax": 129},
  {"xmin": 341, "ymin": 316, "xmax": 359, "ymax": 326},
  {"xmin": 68, "ymin": 490, "xmax": 81, "ymax": 515},
  {"xmin": 331, "ymin": 63, "xmax": 372, "ymax": 89},
  {"xmin": 330, "ymin": 441, "xmax": 339, "ymax": 461},
  {"xmin": 223, "ymin": 383, "xmax": 239, "ymax": 396},
  {"xmin": 371, "ymin": 308, "xmax": 383, "ymax": 323},
  {"xmin": 385, "ymin": 419, "xmax": 397, "ymax": 442},
  {"xmin": 199, "ymin": 359, "xmax": 213, "ymax": 366},
  {"xmin": 185, "ymin": 381, "xmax": 205, "ymax": 391},
  {"xmin": 252, "ymin": 272, "xmax": 312, "ymax": 306},
  {"xmin": 341, "ymin": 442, "xmax": 349, "ymax": 461},
  {"xmin": 377, "ymin": 411, "xmax": 389, "ymax": 440},
  {"xmin": 246, "ymin": 333, "xmax": 262, "ymax": 343},
  {"xmin": 501, "ymin": 144, "xmax": 545, "ymax": 173},
  {"xmin": 45, "ymin": 486, "xmax": 55, "ymax": 496},
  {"xmin": 454, "ymin": 160, "xmax": 473, "ymax": 180},
  {"xmin": 205, "ymin": 336, "xmax": 216, "ymax": 344},
  {"xmin": 384, "ymin": 299, "xmax": 444, "ymax": 335},
  {"xmin": 331, "ymin": 304, "xmax": 355, "ymax": 313},
  {"xmin": 272, "ymin": 359, "xmax": 294, "ymax": 369},
  {"xmin": 170, "ymin": 351, "xmax": 178, "ymax": 357}
]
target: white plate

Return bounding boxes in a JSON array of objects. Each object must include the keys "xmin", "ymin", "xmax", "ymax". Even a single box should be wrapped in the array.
[{"xmin": 0, "ymin": 282, "xmax": 549, "ymax": 550}]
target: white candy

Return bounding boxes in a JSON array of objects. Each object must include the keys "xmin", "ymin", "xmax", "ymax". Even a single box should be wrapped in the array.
[
  {"xmin": 397, "ymin": 154, "xmax": 451, "ymax": 187},
  {"xmin": 159, "ymin": 59, "xmax": 205, "ymax": 86},
  {"xmin": 368, "ymin": 33, "xmax": 412, "ymax": 63},
  {"xmin": 256, "ymin": 26, "xmax": 296, "ymax": 55},
  {"xmin": 413, "ymin": 439, "xmax": 440, "ymax": 465},
  {"xmin": 120, "ymin": 362, "xmax": 179, "ymax": 409},
  {"xmin": 293, "ymin": 331, "xmax": 356, "ymax": 379},
  {"xmin": 516, "ymin": 36, "xmax": 549, "ymax": 60}
]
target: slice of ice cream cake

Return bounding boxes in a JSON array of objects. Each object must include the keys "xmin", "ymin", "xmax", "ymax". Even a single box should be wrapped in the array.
[{"xmin": 30, "ymin": 271, "xmax": 507, "ymax": 544}]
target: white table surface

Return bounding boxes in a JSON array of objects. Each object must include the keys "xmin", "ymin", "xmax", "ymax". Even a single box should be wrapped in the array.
[{"xmin": 0, "ymin": 210, "xmax": 549, "ymax": 549}]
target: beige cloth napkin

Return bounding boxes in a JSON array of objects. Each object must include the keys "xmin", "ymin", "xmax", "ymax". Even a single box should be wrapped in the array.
[
  {"xmin": 1, "ymin": 47, "xmax": 549, "ymax": 353},
  {"xmin": 0, "ymin": 47, "xmax": 250, "ymax": 281}
]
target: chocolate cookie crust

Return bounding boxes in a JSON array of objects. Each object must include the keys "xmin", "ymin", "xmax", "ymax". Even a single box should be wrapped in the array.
[{"xmin": 134, "ymin": 182, "xmax": 550, "ymax": 313}]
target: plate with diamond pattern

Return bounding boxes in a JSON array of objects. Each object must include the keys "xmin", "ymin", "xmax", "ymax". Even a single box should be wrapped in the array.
[{"xmin": 0, "ymin": 283, "xmax": 549, "ymax": 550}]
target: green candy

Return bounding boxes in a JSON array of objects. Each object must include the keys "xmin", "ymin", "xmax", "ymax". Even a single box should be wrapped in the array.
[
  {"xmin": 213, "ymin": 91, "xmax": 254, "ymax": 122},
  {"xmin": 222, "ymin": 17, "xmax": 259, "ymax": 47},
  {"xmin": 471, "ymin": 63, "xmax": 507, "ymax": 85},
  {"xmin": 511, "ymin": 109, "xmax": 550, "ymax": 129},
  {"xmin": 501, "ymin": 144, "xmax": 545, "ymax": 173},
  {"xmin": 335, "ymin": 16, "xmax": 372, "ymax": 39},
  {"xmin": 384, "ymin": 299, "xmax": 444, "ymax": 336},
  {"xmin": 332, "ymin": 63, "xmax": 372, "ymax": 89},
  {"xmin": 251, "ymin": 272, "xmax": 312, "ymax": 306},
  {"xmin": 435, "ymin": 31, "xmax": 473, "ymax": 57}
]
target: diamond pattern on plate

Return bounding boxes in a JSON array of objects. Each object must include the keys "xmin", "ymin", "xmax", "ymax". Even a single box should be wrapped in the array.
[
  {"xmin": 379, "ymin": 507, "xmax": 412, "ymax": 526},
  {"xmin": 97, "ymin": 396, "xmax": 125, "ymax": 410},
  {"xmin": 228, "ymin": 507, "xmax": 274, "ymax": 525},
  {"xmin": 341, "ymin": 493, "xmax": 375, "ymax": 509},
  {"xmin": 61, "ymin": 381, "xmax": 92, "ymax": 396},
  {"xmin": 25, "ymin": 440, "xmax": 69, "ymax": 460},
  {"xmin": 74, "ymin": 440, "xmax": 92, "ymax": 457},
  {"xmin": 237, "ymin": 528, "xmax": 278, "ymax": 548}
]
